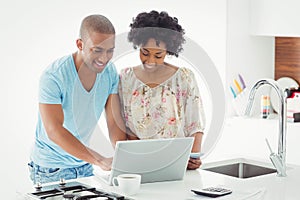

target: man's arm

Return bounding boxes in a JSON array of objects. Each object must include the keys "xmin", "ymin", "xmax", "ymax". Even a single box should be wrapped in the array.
[
  {"xmin": 39, "ymin": 103, "xmax": 112, "ymax": 170},
  {"xmin": 105, "ymin": 94, "xmax": 127, "ymax": 147}
]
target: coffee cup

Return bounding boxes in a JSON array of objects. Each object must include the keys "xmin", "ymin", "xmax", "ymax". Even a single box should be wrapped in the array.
[{"xmin": 112, "ymin": 174, "xmax": 141, "ymax": 195}]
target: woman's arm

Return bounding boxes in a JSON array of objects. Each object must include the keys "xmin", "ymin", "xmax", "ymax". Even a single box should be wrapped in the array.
[
  {"xmin": 105, "ymin": 94, "xmax": 127, "ymax": 147},
  {"xmin": 187, "ymin": 132, "xmax": 203, "ymax": 170}
]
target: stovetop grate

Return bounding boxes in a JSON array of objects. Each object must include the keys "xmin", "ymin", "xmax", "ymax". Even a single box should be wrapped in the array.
[{"xmin": 27, "ymin": 181, "xmax": 125, "ymax": 200}]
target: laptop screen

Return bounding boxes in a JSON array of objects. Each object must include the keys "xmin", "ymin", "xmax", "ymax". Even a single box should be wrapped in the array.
[{"xmin": 110, "ymin": 137, "xmax": 194, "ymax": 184}]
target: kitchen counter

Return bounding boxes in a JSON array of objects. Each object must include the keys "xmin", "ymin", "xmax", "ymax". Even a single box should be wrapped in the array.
[
  {"xmin": 76, "ymin": 161, "xmax": 300, "ymax": 200},
  {"xmin": 20, "ymin": 117, "xmax": 300, "ymax": 199},
  {"xmin": 90, "ymin": 116, "xmax": 300, "ymax": 200}
]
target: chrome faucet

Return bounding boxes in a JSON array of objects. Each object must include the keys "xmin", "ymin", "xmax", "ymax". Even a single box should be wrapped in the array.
[{"xmin": 244, "ymin": 78, "xmax": 287, "ymax": 177}]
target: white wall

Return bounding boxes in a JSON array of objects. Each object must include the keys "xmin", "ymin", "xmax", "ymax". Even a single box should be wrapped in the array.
[
  {"xmin": 250, "ymin": 0, "xmax": 300, "ymax": 37},
  {"xmin": 0, "ymin": 0, "xmax": 226, "ymax": 198},
  {"xmin": 226, "ymin": 0, "xmax": 274, "ymax": 116}
]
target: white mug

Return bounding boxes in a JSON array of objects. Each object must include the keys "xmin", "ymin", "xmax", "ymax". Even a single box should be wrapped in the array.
[{"xmin": 112, "ymin": 174, "xmax": 141, "ymax": 195}]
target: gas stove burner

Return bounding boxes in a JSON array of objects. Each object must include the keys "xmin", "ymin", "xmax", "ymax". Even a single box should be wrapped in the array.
[
  {"xmin": 26, "ymin": 181, "xmax": 125, "ymax": 200},
  {"xmin": 62, "ymin": 193, "xmax": 76, "ymax": 199}
]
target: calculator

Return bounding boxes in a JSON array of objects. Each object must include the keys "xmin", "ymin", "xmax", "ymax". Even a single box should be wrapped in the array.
[{"xmin": 191, "ymin": 186, "xmax": 232, "ymax": 198}]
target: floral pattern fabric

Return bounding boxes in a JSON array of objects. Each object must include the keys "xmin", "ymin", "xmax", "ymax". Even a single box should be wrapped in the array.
[{"xmin": 119, "ymin": 67, "xmax": 206, "ymax": 139}]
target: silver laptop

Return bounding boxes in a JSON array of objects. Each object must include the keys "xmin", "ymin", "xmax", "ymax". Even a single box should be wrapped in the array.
[{"xmin": 95, "ymin": 137, "xmax": 194, "ymax": 185}]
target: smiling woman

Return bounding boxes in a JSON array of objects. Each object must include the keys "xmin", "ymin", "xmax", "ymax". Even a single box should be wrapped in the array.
[
  {"xmin": 113, "ymin": 42, "xmax": 216, "ymax": 158},
  {"xmin": 116, "ymin": 11, "xmax": 205, "ymax": 170},
  {"xmin": 106, "ymin": 10, "xmax": 225, "ymax": 171}
]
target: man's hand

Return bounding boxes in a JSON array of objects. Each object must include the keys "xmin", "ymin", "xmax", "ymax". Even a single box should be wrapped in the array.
[
  {"xmin": 95, "ymin": 157, "xmax": 113, "ymax": 171},
  {"xmin": 187, "ymin": 157, "xmax": 202, "ymax": 170}
]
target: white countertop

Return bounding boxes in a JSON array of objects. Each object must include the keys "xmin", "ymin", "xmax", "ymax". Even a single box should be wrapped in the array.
[
  {"xmin": 77, "ymin": 161, "xmax": 300, "ymax": 200},
  {"xmin": 20, "ymin": 117, "xmax": 300, "ymax": 199}
]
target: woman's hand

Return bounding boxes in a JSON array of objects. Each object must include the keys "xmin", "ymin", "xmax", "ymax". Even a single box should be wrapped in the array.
[{"xmin": 187, "ymin": 157, "xmax": 202, "ymax": 170}]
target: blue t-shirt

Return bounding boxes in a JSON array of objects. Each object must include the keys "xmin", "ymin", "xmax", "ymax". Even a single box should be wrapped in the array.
[{"xmin": 30, "ymin": 54, "xmax": 119, "ymax": 168}]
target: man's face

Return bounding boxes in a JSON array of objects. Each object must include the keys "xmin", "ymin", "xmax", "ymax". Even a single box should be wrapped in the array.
[{"xmin": 79, "ymin": 32, "xmax": 115, "ymax": 73}]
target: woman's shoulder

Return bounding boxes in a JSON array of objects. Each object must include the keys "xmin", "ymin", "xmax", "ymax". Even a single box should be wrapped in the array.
[
  {"xmin": 178, "ymin": 67, "xmax": 194, "ymax": 75},
  {"xmin": 120, "ymin": 66, "xmax": 134, "ymax": 78},
  {"xmin": 120, "ymin": 66, "xmax": 140, "ymax": 83},
  {"xmin": 177, "ymin": 67, "xmax": 196, "ymax": 81},
  {"xmin": 120, "ymin": 67, "xmax": 132, "ymax": 74}
]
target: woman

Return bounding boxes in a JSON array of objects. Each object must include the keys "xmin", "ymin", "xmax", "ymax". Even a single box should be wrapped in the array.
[{"xmin": 119, "ymin": 10, "xmax": 206, "ymax": 169}]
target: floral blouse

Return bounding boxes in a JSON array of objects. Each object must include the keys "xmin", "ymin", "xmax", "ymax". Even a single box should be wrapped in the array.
[{"xmin": 119, "ymin": 67, "xmax": 206, "ymax": 139}]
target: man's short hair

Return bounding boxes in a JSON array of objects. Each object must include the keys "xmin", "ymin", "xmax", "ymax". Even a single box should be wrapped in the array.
[{"xmin": 79, "ymin": 14, "xmax": 115, "ymax": 41}]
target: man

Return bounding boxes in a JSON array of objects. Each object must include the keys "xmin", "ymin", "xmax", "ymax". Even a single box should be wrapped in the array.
[{"xmin": 28, "ymin": 14, "xmax": 126, "ymax": 184}]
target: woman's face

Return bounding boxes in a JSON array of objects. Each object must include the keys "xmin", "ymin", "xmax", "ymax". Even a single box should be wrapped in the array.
[{"xmin": 139, "ymin": 38, "xmax": 167, "ymax": 71}]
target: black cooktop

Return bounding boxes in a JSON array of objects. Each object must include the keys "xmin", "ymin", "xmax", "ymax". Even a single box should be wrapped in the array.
[{"xmin": 27, "ymin": 181, "xmax": 125, "ymax": 200}]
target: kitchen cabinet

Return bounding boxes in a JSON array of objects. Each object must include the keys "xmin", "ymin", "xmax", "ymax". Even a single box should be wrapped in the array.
[{"xmin": 275, "ymin": 37, "xmax": 300, "ymax": 85}]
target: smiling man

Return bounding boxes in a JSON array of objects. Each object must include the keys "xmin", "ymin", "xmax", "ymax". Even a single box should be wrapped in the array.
[{"xmin": 28, "ymin": 15, "xmax": 127, "ymax": 184}]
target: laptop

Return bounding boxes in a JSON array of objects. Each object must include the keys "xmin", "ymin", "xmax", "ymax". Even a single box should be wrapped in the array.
[{"xmin": 95, "ymin": 137, "xmax": 194, "ymax": 185}]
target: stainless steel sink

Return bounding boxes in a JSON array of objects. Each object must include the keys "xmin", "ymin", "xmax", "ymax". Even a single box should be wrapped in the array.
[{"xmin": 201, "ymin": 158, "xmax": 277, "ymax": 179}]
